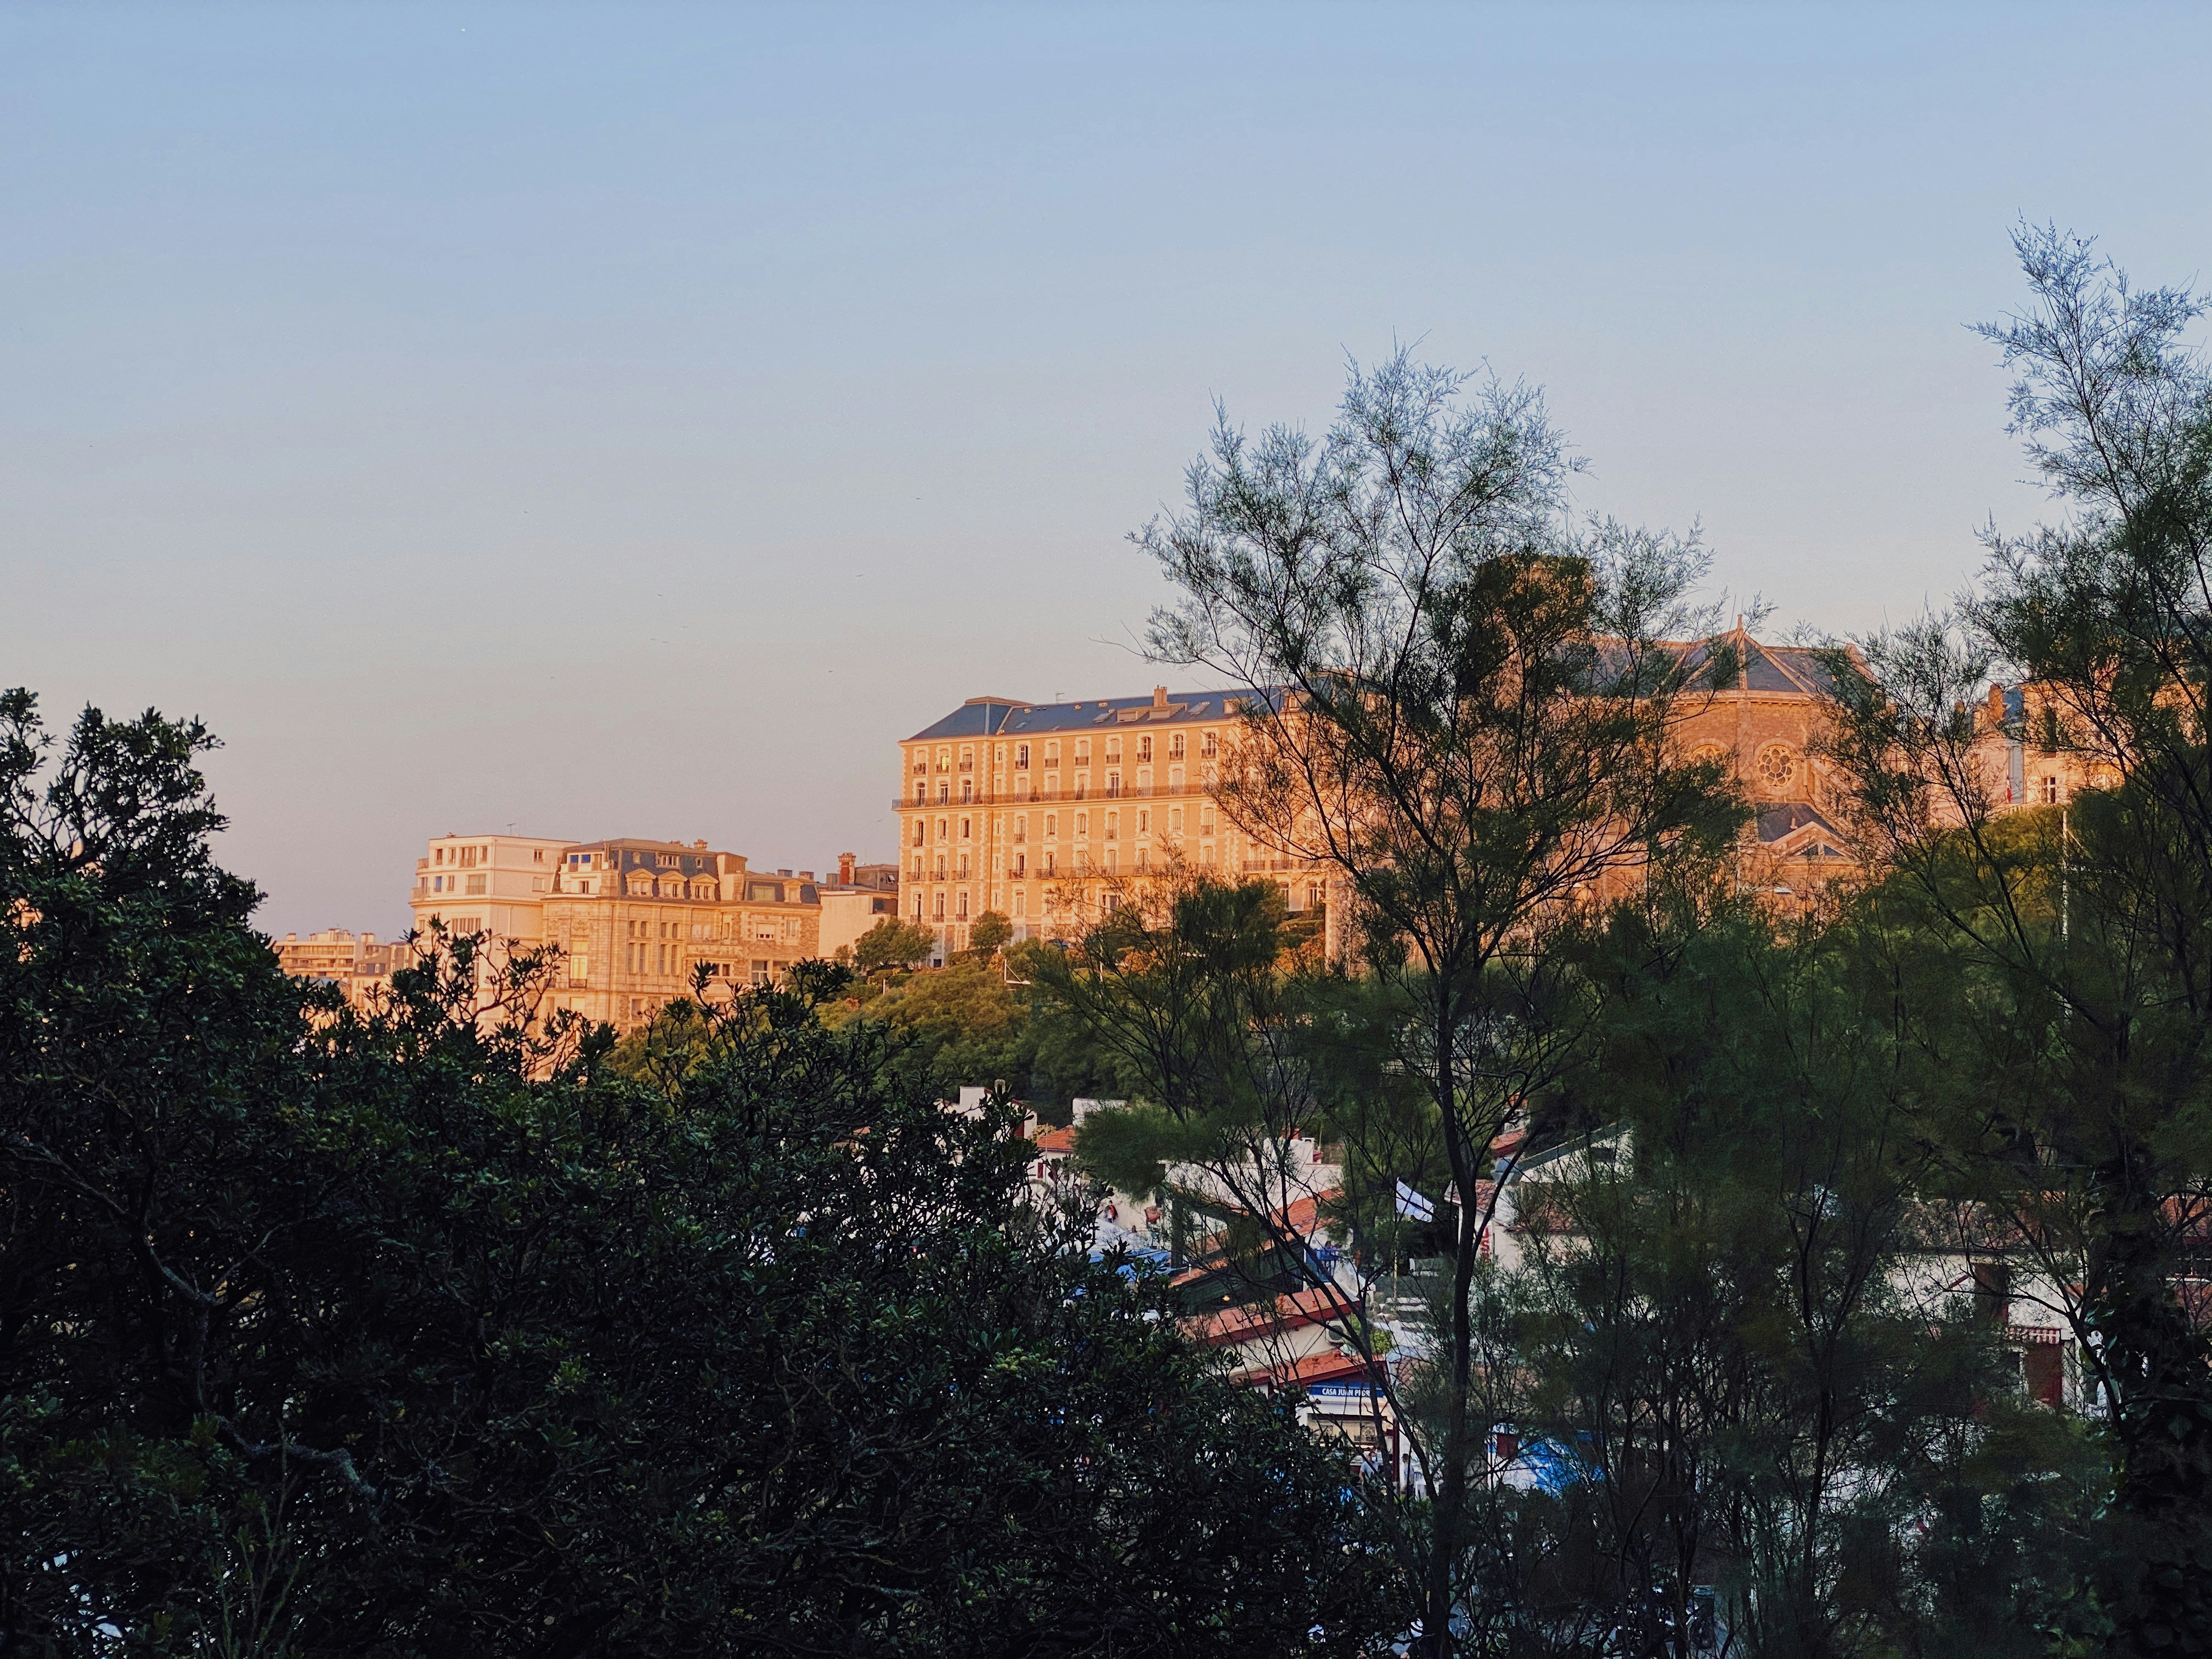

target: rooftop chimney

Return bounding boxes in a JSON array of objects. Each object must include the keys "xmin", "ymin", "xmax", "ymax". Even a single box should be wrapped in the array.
[
  {"xmin": 838, "ymin": 851, "xmax": 856, "ymax": 885},
  {"xmin": 799, "ymin": 870, "xmax": 815, "ymax": 882},
  {"xmin": 694, "ymin": 839, "xmax": 708, "ymax": 850},
  {"xmin": 1153, "ymin": 684, "xmax": 1168, "ymax": 709}
]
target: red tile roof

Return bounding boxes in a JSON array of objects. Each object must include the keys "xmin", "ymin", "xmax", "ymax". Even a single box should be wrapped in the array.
[
  {"xmin": 1032, "ymin": 1126, "xmax": 1079, "ymax": 1155},
  {"xmin": 1190, "ymin": 1286, "xmax": 1346, "ymax": 1348},
  {"xmin": 1236, "ymin": 1347, "xmax": 1384, "ymax": 1391}
]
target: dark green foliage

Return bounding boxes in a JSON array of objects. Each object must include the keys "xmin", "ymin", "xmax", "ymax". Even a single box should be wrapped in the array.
[
  {"xmin": 850, "ymin": 916, "xmax": 937, "ymax": 974},
  {"xmin": 0, "ymin": 690, "xmax": 1391, "ymax": 1657}
]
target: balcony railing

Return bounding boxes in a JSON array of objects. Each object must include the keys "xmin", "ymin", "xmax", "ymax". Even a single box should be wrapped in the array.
[{"xmin": 887, "ymin": 782, "xmax": 1212, "ymax": 810}]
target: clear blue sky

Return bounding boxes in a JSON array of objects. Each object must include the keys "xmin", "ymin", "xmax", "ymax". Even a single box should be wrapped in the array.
[{"xmin": 5, "ymin": 3, "xmax": 2207, "ymax": 938}]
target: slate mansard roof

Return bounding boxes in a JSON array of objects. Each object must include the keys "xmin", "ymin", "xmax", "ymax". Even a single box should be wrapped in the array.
[
  {"xmin": 905, "ymin": 634, "xmax": 1859, "ymax": 748},
  {"xmin": 1671, "ymin": 637, "xmax": 1858, "ymax": 701},
  {"xmin": 903, "ymin": 689, "xmax": 1280, "ymax": 745}
]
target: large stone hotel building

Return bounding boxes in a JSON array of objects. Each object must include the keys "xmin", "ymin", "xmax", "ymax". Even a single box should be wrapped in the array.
[{"xmin": 894, "ymin": 627, "xmax": 2090, "ymax": 960}]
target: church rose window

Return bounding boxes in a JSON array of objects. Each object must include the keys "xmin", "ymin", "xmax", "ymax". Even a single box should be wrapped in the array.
[{"xmin": 1756, "ymin": 744, "xmax": 1798, "ymax": 788}]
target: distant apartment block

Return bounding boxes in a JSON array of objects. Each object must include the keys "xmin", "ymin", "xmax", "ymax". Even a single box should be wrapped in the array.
[
  {"xmin": 815, "ymin": 850, "xmax": 901, "ymax": 960},
  {"xmin": 409, "ymin": 832, "xmax": 821, "ymax": 1028},
  {"xmin": 270, "ymin": 928, "xmax": 408, "ymax": 1009}
]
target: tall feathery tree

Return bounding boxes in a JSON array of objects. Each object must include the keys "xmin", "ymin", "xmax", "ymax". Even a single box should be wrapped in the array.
[
  {"xmin": 1131, "ymin": 351, "xmax": 1743, "ymax": 1655},
  {"xmin": 1820, "ymin": 225, "xmax": 2212, "ymax": 1652}
]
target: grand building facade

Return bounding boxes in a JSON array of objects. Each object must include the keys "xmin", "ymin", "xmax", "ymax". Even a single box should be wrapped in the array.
[{"xmin": 894, "ymin": 629, "xmax": 2092, "ymax": 958}]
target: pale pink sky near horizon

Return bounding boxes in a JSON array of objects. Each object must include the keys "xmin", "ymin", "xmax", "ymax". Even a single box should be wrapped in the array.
[{"xmin": 5, "ymin": 3, "xmax": 2208, "ymax": 938}]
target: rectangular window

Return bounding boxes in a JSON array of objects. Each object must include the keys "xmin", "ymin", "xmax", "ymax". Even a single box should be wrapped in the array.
[
  {"xmin": 1105, "ymin": 813, "xmax": 1118, "ymax": 840},
  {"xmin": 1016, "ymin": 743, "xmax": 1030, "ymax": 768},
  {"xmin": 1138, "ymin": 735, "xmax": 1152, "ymax": 762},
  {"xmin": 465, "ymin": 874, "xmax": 487, "ymax": 895},
  {"xmin": 752, "ymin": 960, "xmax": 771, "ymax": 987},
  {"xmin": 961, "ymin": 817, "xmax": 972, "ymax": 839},
  {"xmin": 1014, "ymin": 815, "xmax": 1027, "ymax": 842},
  {"xmin": 1076, "ymin": 813, "xmax": 1088, "ymax": 837},
  {"xmin": 1170, "ymin": 733, "xmax": 1185, "ymax": 759},
  {"xmin": 2041, "ymin": 775, "xmax": 2060, "ymax": 803},
  {"xmin": 1203, "ymin": 730, "xmax": 1218, "ymax": 757},
  {"xmin": 1013, "ymin": 891, "xmax": 1025, "ymax": 918},
  {"xmin": 1075, "ymin": 741, "xmax": 1091, "ymax": 765}
]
